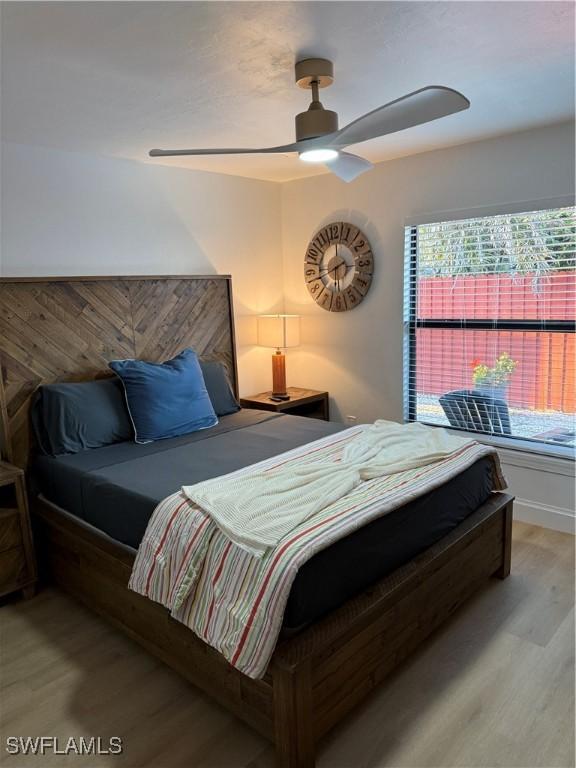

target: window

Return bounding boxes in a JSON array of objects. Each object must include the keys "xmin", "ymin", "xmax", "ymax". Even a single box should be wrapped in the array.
[{"xmin": 404, "ymin": 206, "xmax": 576, "ymax": 450}]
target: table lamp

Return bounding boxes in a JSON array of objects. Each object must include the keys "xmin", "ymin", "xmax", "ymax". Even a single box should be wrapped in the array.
[{"xmin": 257, "ymin": 314, "xmax": 300, "ymax": 400}]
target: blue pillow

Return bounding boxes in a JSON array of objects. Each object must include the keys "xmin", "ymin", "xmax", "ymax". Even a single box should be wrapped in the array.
[
  {"xmin": 109, "ymin": 348, "xmax": 218, "ymax": 443},
  {"xmin": 199, "ymin": 360, "xmax": 240, "ymax": 416},
  {"xmin": 31, "ymin": 378, "xmax": 132, "ymax": 456}
]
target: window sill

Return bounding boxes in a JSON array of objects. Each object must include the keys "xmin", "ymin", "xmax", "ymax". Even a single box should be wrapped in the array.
[{"xmin": 443, "ymin": 427, "xmax": 575, "ymax": 474}]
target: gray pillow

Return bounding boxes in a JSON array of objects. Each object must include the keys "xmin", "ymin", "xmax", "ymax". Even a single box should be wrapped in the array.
[
  {"xmin": 32, "ymin": 378, "xmax": 132, "ymax": 456},
  {"xmin": 200, "ymin": 360, "xmax": 240, "ymax": 416}
]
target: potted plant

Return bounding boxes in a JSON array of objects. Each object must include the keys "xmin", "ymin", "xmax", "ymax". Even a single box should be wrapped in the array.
[{"xmin": 471, "ymin": 352, "xmax": 518, "ymax": 400}]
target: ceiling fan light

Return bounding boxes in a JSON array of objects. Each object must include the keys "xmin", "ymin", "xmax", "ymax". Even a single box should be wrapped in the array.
[{"xmin": 299, "ymin": 148, "xmax": 339, "ymax": 163}]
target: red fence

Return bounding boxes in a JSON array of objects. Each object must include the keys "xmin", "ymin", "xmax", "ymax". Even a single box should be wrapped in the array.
[{"xmin": 416, "ymin": 272, "xmax": 575, "ymax": 412}]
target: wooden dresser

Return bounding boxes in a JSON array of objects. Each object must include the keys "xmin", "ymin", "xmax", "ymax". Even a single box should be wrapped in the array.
[{"xmin": 0, "ymin": 462, "xmax": 37, "ymax": 599}]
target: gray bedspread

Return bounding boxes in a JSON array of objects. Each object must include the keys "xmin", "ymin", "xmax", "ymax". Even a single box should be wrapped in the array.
[{"xmin": 32, "ymin": 409, "xmax": 345, "ymax": 549}]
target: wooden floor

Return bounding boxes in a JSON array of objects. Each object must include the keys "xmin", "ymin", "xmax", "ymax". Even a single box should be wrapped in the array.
[{"xmin": 1, "ymin": 522, "xmax": 574, "ymax": 768}]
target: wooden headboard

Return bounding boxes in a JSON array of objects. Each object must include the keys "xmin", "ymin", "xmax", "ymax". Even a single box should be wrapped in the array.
[{"xmin": 0, "ymin": 275, "xmax": 238, "ymax": 468}]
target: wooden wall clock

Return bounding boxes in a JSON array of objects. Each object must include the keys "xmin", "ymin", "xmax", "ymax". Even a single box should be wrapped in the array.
[{"xmin": 304, "ymin": 222, "xmax": 374, "ymax": 312}]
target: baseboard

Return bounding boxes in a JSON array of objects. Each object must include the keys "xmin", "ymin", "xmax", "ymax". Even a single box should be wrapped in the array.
[{"xmin": 513, "ymin": 498, "xmax": 575, "ymax": 535}]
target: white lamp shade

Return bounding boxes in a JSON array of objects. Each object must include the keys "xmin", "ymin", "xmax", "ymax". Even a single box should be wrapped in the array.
[{"xmin": 257, "ymin": 314, "xmax": 300, "ymax": 349}]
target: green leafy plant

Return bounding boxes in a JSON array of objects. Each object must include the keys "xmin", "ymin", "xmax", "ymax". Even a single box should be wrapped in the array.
[{"xmin": 471, "ymin": 352, "xmax": 518, "ymax": 388}]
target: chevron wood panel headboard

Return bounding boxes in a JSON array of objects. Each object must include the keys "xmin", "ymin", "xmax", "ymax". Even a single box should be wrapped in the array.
[{"xmin": 0, "ymin": 275, "xmax": 238, "ymax": 468}]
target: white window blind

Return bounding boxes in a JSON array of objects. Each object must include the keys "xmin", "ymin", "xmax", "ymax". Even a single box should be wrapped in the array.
[{"xmin": 403, "ymin": 206, "xmax": 576, "ymax": 449}]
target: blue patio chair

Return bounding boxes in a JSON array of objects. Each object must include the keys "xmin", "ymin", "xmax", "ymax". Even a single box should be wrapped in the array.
[{"xmin": 439, "ymin": 389, "xmax": 512, "ymax": 436}]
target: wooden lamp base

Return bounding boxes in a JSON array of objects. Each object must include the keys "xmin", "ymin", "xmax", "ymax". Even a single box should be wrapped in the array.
[{"xmin": 271, "ymin": 350, "xmax": 289, "ymax": 399}]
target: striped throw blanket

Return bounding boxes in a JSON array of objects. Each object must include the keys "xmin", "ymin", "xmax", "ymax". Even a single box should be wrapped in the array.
[{"xmin": 129, "ymin": 425, "xmax": 505, "ymax": 678}]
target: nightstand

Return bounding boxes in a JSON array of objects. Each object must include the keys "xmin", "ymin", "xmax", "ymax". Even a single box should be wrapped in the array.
[
  {"xmin": 0, "ymin": 461, "xmax": 37, "ymax": 600},
  {"xmin": 240, "ymin": 387, "xmax": 329, "ymax": 421}
]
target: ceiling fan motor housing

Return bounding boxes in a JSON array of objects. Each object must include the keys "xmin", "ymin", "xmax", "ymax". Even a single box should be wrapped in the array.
[{"xmin": 295, "ymin": 106, "xmax": 338, "ymax": 141}]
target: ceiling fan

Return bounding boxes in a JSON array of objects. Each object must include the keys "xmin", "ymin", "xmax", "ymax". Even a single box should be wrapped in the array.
[{"xmin": 149, "ymin": 58, "xmax": 470, "ymax": 182}]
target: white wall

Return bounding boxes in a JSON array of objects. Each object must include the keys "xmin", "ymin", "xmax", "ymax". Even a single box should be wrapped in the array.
[
  {"xmin": 498, "ymin": 447, "xmax": 575, "ymax": 535},
  {"xmin": 0, "ymin": 141, "xmax": 283, "ymax": 395},
  {"xmin": 281, "ymin": 122, "xmax": 575, "ymax": 532}
]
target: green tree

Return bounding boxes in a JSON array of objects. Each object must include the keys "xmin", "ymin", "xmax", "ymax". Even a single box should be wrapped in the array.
[{"xmin": 418, "ymin": 207, "xmax": 575, "ymax": 280}]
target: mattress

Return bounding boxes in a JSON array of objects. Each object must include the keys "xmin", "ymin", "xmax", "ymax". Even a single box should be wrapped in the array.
[{"xmin": 32, "ymin": 409, "xmax": 495, "ymax": 631}]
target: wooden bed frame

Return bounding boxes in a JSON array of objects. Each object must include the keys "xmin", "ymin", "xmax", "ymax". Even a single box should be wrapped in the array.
[{"xmin": 0, "ymin": 276, "xmax": 514, "ymax": 768}]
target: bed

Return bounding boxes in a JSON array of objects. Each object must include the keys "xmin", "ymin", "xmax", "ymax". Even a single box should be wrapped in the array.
[{"xmin": 0, "ymin": 275, "xmax": 513, "ymax": 768}]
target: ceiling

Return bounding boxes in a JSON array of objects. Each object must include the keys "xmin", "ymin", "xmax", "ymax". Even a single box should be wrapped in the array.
[{"xmin": 1, "ymin": 1, "xmax": 574, "ymax": 183}]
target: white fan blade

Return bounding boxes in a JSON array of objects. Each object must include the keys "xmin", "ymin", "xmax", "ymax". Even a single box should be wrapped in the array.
[
  {"xmin": 329, "ymin": 86, "xmax": 470, "ymax": 148},
  {"xmin": 149, "ymin": 135, "xmax": 329, "ymax": 158},
  {"xmin": 325, "ymin": 152, "xmax": 373, "ymax": 182}
]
